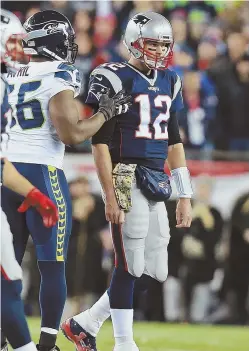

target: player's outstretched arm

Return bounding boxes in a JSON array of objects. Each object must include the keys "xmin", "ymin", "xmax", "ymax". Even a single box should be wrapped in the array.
[
  {"xmin": 92, "ymin": 143, "xmax": 124, "ymax": 224},
  {"xmin": 2, "ymin": 159, "xmax": 58, "ymax": 227},
  {"xmin": 49, "ymin": 89, "xmax": 131, "ymax": 145},
  {"xmin": 167, "ymin": 143, "xmax": 193, "ymax": 228}
]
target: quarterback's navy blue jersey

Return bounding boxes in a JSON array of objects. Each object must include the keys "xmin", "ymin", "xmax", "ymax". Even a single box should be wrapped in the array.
[
  {"xmin": 88, "ymin": 62, "xmax": 183, "ymax": 170},
  {"xmin": 1, "ymin": 76, "xmax": 10, "ymax": 138}
]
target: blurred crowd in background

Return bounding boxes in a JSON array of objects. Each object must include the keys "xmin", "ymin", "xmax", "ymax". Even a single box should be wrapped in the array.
[{"xmin": 2, "ymin": 0, "xmax": 249, "ymax": 326}]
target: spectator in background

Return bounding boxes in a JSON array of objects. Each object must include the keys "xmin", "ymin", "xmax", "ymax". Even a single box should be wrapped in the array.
[
  {"xmin": 170, "ymin": 12, "xmax": 195, "ymax": 78},
  {"xmin": 129, "ymin": 0, "xmax": 154, "ymax": 17},
  {"xmin": 25, "ymin": 5, "xmax": 41, "ymax": 20},
  {"xmin": 112, "ymin": 1, "xmax": 133, "ymax": 41},
  {"xmin": 74, "ymin": 31, "xmax": 95, "ymax": 98},
  {"xmin": 41, "ymin": 0, "xmax": 74, "ymax": 22},
  {"xmin": 71, "ymin": 0, "xmax": 96, "ymax": 13},
  {"xmin": 228, "ymin": 53, "xmax": 249, "ymax": 151},
  {"xmin": 208, "ymin": 32, "xmax": 249, "ymax": 151},
  {"xmin": 93, "ymin": 13, "xmax": 116, "ymax": 50},
  {"xmin": 242, "ymin": 22, "xmax": 249, "ymax": 42},
  {"xmin": 218, "ymin": 192, "xmax": 249, "ymax": 325},
  {"xmin": 187, "ymin": 9, "xmax": 210, "ymax": 52},
  {"xmin": 163, "ymin": 0, "xmax": 218, "ymax": 21},
  {"xmin": 204, "ymin": 22, "xmax": 227, "ymax": 55},
  {"xmin": 171, "ymin": 12, "xmax": 188, "ymax": 49},
  {"xmin": 179, "ymin": 70, "xmax": 217, "ymax": 152},
  {"xmin": 227, "ymin": 32, "xmax": 248, "ymax": 63},
  {"xmin": 93, "ymin": 1, "xmax": 131, "ymax": 65},
  {"xmin": 73, "ymin": 9, "xmax": 93, "ymax": 33},
  {"xmin": 197, "ymin": 37, "xmax": 218, "ymax": 71},
  {"xmin": 181, "ymin": 175, "xmax": 223, "ymax": 323},
  {"xmin": 65, "ymin": 176, "xmax": 108, "ymax": 317}
]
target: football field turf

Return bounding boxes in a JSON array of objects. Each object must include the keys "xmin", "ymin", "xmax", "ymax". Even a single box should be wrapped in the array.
[{"xmin": 26, "ymin": 317, "xmax": 248, "ymax": 351}]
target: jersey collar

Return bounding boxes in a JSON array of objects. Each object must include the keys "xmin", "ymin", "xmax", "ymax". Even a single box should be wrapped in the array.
[{"xmin": 126, "ymin": 63, "xmax": 158, "ymax": 86}]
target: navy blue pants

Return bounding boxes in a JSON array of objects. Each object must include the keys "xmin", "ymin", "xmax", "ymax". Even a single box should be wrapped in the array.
[
  {"xmin": 1, "ymin": 163, "xmax": 72, "ymax": 334},
  {"xmin": 1, "ymin": 163, "xmax": 72, "ymax": 263}
]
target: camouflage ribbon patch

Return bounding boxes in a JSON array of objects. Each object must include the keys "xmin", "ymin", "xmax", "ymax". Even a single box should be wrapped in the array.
[{"xmin": 112, "ymin": 163, "xmax": 137, "ymax": 212}]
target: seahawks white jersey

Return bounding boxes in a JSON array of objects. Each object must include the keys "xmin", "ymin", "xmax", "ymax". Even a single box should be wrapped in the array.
[{"xmin": 5, "ymin": 61, "xmax": 81, "ymax": 169}]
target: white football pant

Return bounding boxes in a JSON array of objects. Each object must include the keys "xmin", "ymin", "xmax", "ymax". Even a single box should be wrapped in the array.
[
  {"xmin": 0, "ymin": 207, "xmax": 22, "ymax": 281},
  {"xmin": 111, "ymin": 181, "xmax": 170, "ymax": 282}
]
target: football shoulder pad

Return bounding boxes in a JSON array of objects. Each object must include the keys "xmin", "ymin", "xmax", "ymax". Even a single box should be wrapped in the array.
[{"xmin": 54, "ymin": 62, "xmax": 81, "ymax": 97}]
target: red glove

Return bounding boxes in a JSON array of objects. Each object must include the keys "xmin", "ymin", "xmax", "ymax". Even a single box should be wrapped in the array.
[{"xmin": 18, "ymin": 188, "xmax": 59, "ymax": 228}]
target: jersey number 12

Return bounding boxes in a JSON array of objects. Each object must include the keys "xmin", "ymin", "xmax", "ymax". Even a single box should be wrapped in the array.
[{"xmin": 135, "ymin": 94, "xmax": 172, "ymax": 140}]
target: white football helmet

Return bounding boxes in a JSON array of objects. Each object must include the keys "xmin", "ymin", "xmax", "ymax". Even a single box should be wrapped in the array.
[
  {"xmin": 123, "ymin": 12, "xmax": 174, "ymax": 69},
  {"xmin": 0, "ymin": 9, "xmax": 28, "ymax": 70}
]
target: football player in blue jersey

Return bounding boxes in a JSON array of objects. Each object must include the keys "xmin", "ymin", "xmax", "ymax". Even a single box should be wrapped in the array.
[
  {"xmin": 2, "ymin": 9, "xmax": 131, "ymax": 351},
  {"xmin": 61, "ymin": 11, "xmax": 193, "ymax": 351}
]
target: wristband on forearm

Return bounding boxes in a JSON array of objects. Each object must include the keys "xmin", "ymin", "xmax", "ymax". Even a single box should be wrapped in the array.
[
  {"xmin": 98, "ymin": 107, "xmax": 111, "ymax": 122},
  {"xmin": 170, "ymin": 166, "xmax": 193, "ymax": 198}
]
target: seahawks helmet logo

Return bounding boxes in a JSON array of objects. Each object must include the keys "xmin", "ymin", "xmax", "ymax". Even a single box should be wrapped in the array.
[
  {"xmin": 133, "ymin": 14, "xmax": 151, "ymax": 27},
  {"xmin": 43, "ymin": 22, "xmax": 65, "ymax": 34}
]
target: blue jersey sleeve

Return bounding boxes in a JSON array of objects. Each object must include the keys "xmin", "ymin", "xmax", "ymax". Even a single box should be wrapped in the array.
[
  {"xmin": 170, "ymin": 74, "xmax": 184, "ymax": 113},
  {"xmin": 86, "ymin": 65, "xmax": 123, "ymax": 107}
]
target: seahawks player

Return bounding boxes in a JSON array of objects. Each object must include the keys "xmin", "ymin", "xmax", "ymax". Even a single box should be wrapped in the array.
[
  {"xmin": 1, "ymin": 22, "xmax": 58, "ymax": 350},
  {"xmin": 61, "ymin": 12, "xmax": 193, "ymax": 351},
  {"xmin": 1, "ymin": 75, "xmax": 58, "ymax": 351},
  {"xmin": 2, "ymin": 10, "xmax": 130, "ymax": 351}
]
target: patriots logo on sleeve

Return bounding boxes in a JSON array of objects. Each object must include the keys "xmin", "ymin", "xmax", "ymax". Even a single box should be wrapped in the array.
[
  {"xmin": 133, "ymin": 14, "xmax": 151, "ymax": 26},
  {"xmin": 88, "ymin": 82, "xmax": 108, "ymax": 101}
]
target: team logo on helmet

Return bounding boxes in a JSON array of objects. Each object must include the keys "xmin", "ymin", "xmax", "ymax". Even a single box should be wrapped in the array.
[
  {"xmin": 43, "ymin": 22, "xmax": 64, "ymax": 35},
  {"xmin": 1, "ymin": 14, "xmax": 10, "ymax": 24},
  {"xmin": 133, "ymin": 14, "xmax": 151, "ymax": 27}
]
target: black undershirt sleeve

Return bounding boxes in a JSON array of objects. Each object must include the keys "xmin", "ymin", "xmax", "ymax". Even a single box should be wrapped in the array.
[{"xmin": 168, "ymin": 111, "xmax": 182, "ymax": 146}]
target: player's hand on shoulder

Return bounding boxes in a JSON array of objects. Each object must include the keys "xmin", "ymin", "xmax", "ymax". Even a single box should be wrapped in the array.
[
  {"xmin": 176, "ymin": 198, "xmax": 192, "ymax": 228},
  {"xmin": 18, "ymin": 188, "xmax": 59, "ymax": 228},
  {"xmin": 98, "ymin": 89, "xmax": 132, "ymax": 122},
  {"xmin": 105, "ymin": 194, "xmax": 125, "ymax": 224}
]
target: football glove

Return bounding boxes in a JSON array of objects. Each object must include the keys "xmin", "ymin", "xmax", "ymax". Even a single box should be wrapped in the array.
[
  {"xmin": 98, "ymin": 89, "xmax": 132, "ymax": 121},
  {"xmin": 18, "ymin": 188, "xmax": 59, "ymax": 228},
  {"xmin": 112, "ymin": 163, "xmax": 137, "ymax": 212}
]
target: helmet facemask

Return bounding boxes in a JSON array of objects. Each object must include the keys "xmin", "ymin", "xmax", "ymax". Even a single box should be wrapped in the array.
[
  {"xmin": 3, "ymin": 33, "xmax": 30, "ymax": 70},
  {"xmin": 65, "ymin": 34, "xmax": 78, "ymax": 64},
  {"xmin": 132, "ymin": 37, "xmax": 173, "ymax": 70}
]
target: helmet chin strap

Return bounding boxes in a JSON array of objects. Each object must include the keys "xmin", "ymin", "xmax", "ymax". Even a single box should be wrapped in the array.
[
  {"xmin": 144, "ymin": 44, "xmax": 172, "ymax": 69},
  {"xmin": 144, "ymin": 55, "xmax": 163, "ymax": 69},
  {"xmin": 141, "ymin": 51, "xmax": 168, "ymax": 70}
]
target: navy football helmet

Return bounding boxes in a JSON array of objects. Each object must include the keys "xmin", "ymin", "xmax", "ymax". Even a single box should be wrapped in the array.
[{"xmin": 22, "ymin": 10, "xmax": 78, "ymax": 64}]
